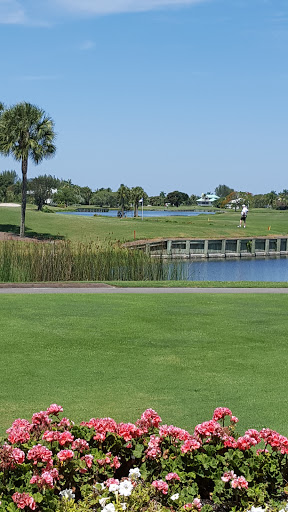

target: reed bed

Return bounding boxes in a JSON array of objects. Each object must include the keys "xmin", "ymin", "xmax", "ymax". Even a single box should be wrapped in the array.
[{"xmin": 0, "ymin": 241, "xmax": 185, "ymax": 282}]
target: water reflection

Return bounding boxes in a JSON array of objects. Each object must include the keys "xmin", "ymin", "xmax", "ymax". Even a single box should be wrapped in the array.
[
  {"xmin": 172, "ymin": 256, "xmax": 288, "ymax": 282},
  {"xmin": 57, "ymin": 210, "xmax": 214, "ymax": 218}
]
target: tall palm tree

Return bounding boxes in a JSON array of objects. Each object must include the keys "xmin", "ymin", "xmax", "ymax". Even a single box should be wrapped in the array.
[
  {"xmin": 117, "ymin": 184, "xmax": 131, "ymax": 217},
  {"xmin": 131, "ymin": 186, "xmax": 144, "ymax": 217},
  {"xmin": 0, "ymin": 102, "xmax": 56, "ymax": 236}
]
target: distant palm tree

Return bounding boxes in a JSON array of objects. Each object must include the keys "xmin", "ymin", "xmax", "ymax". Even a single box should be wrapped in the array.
[
  {"xmin": 131, "ymin": 186, "xmax": 144, "ymax": 217},
  {"xmin": 0, "ymin": 102, "xmax": 56, "ymax": 236},
  {"xmin": 117, "ymin": 184, "xmax": 131, "ymax": 217}
]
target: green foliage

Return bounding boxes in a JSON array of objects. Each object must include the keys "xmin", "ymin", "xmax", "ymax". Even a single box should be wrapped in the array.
[
  {"xmin": 0, "ymin": 240, "xmax": 185, "ymax": 282},
  {"xmin": 28, "ymin": 174, "xmax": 59, "ymax": 210},
  {"xmin": 166, "ymin": 191, "xmax": 189, "ymax": 207}
]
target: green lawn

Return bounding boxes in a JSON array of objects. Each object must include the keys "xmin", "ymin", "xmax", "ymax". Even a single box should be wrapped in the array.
[
  {"xmin": 1, "ymin": 206, "xmax": 288, "ymax": 243},
  {"xmin": 1, "ymin": 293, "xmax": 287, "ymax": 436}
]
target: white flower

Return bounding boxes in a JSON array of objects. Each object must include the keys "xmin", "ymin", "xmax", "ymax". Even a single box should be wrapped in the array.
[
  {"xmin": 109, "ymin": 484, "xmax": 119, "ymax": 493},
  {"xmin": 250, "ymin": 508, "xmax": 266, "ymax": 512},
  {"xmin": 103, "ymin": 504, "xmax": 116, "ymax": 512},
  {"xmin": 171, "ymin": 493, "xmax": 180, "ymax": 501},
  {"xmin": 121, "ymin": 504, "xmax": 127, "ymax": 510},
  {"xmin": 94, "ymin": 482, "xmax": 106, "ymax": 490},
  {"xmin": 59, "ymin": 489, "xmax": 75, "ymax": 500},
  {"xmin": 128, "ymin": 467, "xmax": 141, "ymax": 479},
  {"xmin": 118, "ymin": 480, "xmax": 134, "ymax": 497},
  {"xmin": 279, "ymin": 504, "xmax": 288, "ymax": 512},
  {"xmin": 99, "ymin": 498, "xmax": 109, "ymax": 507}
]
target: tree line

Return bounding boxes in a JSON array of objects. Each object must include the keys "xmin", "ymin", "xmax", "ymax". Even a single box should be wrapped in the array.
[{"xmin": 0, "ymin": 101, "xmax": 287, "ymax": 238}]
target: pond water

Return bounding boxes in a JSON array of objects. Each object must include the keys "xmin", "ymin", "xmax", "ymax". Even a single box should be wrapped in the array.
[
  {"xmin": 173, "ymin": 256, "xmax": 288, "ymax": 282},
  {"xmin": 57, "ymin": 210, "xmax": 213, "ymax": 218}
]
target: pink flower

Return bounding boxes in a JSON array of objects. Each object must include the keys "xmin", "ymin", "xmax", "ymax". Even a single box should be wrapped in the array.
[
  {"xmin": 27, "ymin": 445, "xmax": 53, "ymax": 467},
  {"xmin": 31, "ymin": 411, "xmax": 51, "ymax": 429},
  {"xmin": 221, "ymin": 471, "xmax": 236, "ymax": 482},
  {"xmin": 105, "ymin": 478, "xmax": 120, "ymax": 487},
  {"xmin": 12, "ymin": 448, "xmax": 25, "ymax": 465},
  {"xmin": 231, "ymin": 416, "xmax": 239, "ymax": 423},
  {"xmin": 6, "ymin": 419, "xmax": 31, "ymax": 444},
  {"xmin": 235, "ymin": 435, "xmax": 259, "ymax": 451},
  {"xmin": 212, "ymin": 407, "xmax": 232, "ymax": 421},
  {"xmin": 58, "ymin": 431, "xmax": 74, "ymax": 446},
  {"xmin": 165, "ymin": 472, "xmax": 180, "ymax": 481},
  {"xmin": 71, "ymin": 438, "xmax": 90, "ymax": 452},
  {"xmin": 145, "ymin": 435, "xmax": 162, "ymax": 459},
  {"xmin": 183, "ymin": 499, "xmax": 202, "ymax": 511},
  {"xmin": 80, "ymin": 417, "xmax": 117, "ymax": 442},
  {"xmin": 58, "ymin": 417, "xmax": 73, "ymax": 429},
  {"xmin": 12, "ymin": 492, "xmax": 36, "ymax": 510},
  {"xmin": 117, "ymin": 423, "xmax": 138, "ymax": 441},
  {"xmin": 57, "ymin": 449, "xmax": 74, "ymax": 461},
  {"xmin": 231, "ymin": 476, "xmax": 248, "ymax": 489},
  {"xmin": 152, "ymin": 479, "xmax": 169, "ymax": 494},
  {"xmin": 46, "ymin": 404, "xmax": 63, "ymax": 416},
  {"xmin": 42, "ymin": 430, "xmax": 60, "ymax": 442},
  {"xmin": 83, "ymin": 454, "xmax": 94, "ymax": 468},
  {"xmin": 136, "ymin": 409, "xmax": 162, "ymax": 431},
  {"xmin": 110, "ymin": 455, "xmax": 121, "ymax": 469},
  {"xmin": 30, "ymin": 469, "xmax": 59, "ymax": 490},
  {"xmin": 159, "ymin": 425, "xmax": 190, "ymax": 442},
  {"xmin": 181, "ymin": 437, "xmax": 202, "ymax": 454},
  {"xmin": 194, "ymin": 420, "xmax": 221, "ymax": 438}
]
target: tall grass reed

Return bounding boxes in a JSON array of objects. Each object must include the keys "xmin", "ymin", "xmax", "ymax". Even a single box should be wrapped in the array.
[{"xmin": 0, "ymin": 241, "xmax": 186, "ymax": 282}]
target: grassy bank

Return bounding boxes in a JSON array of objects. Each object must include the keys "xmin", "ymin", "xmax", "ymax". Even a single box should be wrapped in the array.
[
  {"xmin": 0, "ymin": 293, "xmax": 288, "ymax": 435},
  {"xmin": 1, "ymin": 205, "xmax": 288, "ymax": 243}
]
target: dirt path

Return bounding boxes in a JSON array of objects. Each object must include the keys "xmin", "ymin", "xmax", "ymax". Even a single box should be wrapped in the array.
[{"xmin": 0, "ymin": 286, "xmax": 288, "ymax": 294}]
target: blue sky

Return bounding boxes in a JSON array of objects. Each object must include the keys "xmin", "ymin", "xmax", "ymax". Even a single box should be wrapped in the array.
[{"xmin": 0, "ymin": 0, "xmax": 287, "ymax": 197}]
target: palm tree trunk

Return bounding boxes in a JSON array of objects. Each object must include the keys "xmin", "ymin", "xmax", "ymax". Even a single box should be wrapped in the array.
[{"xmin": 20, "ymin": 158, "xmax": 28, "ymax": 237}]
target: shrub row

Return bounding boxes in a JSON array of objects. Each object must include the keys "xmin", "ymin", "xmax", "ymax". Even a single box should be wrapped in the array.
[{"xmin": 1, "ymin": 405, "xmax": 288, "ymax": 512}]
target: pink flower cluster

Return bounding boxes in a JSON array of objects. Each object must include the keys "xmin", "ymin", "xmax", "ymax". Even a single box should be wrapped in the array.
[
  {"xmin": 57, "ymin": 449, "xmax": 74, "ymax": 461},
  {"xmin": 181, "ymin": 438, "xmax": 202, "ymax": 454},
  {"xmin": 183, "ymin": 498, "xmax": 202, "ymax": 511},
  {"xmin": 165, "ymin": 472, "xmax": 180, "ymax": 481},
  {"xmin": 117, "ymin": 422, "xmax": 140, "ymax": 441},
  {"xmin": 30, "ymin": 468, "xmax": 59, "ymax": 490},
  {"xmin": 46, "ymin": 404, "xmax": 63, "ymax": 416},
  {"xmin": 136, "ymin": 408, "xmax": 162, "ymax": 431},
  {"xmin": 42, "ymin": 430, "xmax": 74, "ymax": 446},
  {"xmin": 6, "ymin": 418, "xmax": 31, "ymax": 444},
  {"xmin": 97, "ymin": 452, "xmax": 121, "ymax": 469},
  {"xmin": 146, "ymin": 435, "xmax": 162, "ymax": 459},
  {"xmin": 212, "ymin": 407, "xmax": 233, "ymax": 421},
  {"xmin": 221, "ymin": 471, "xmax": 248, "ymax": 489},
  {"xmin": 12, "ymin": 492, "xmax": 36, "ymax": 510},
  {"xmin": 159, "ymin": 424, "xmax": 190, "ymax": 442},
  {"xmin": 0, "ymin": 444, "xmax": 25, "ymax": 469},
  {"xmin": 152, "ymin": 479, "xmax": 169, "ymax": 494},
  {"xmin": 80, "ymin": 417, "xmax": 118, "ymax": 442},
  {"xmin": 27, "ymin": 444, "xmax": 53, "ymax": 468},
  {"xmin": 260, "ymin": 428, "xmax": 288, "ymax": 454}
]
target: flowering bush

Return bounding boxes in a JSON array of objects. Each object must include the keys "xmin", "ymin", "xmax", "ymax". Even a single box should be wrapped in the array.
[{"xmin": 1, "ymin": 404, "xmax": 288, "ymax": 511}]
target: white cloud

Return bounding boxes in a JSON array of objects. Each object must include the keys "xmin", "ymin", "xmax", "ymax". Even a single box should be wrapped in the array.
[
  {"xmin": 80, "ymin": 40, "xmax": 95, "ymax": 50},
  {"xmin": 0, "ymin": 0, "xmax": 26, "ymax": 24},
  {"xmin": 54, "ymin": 0, "xmax": 208, "ymax": 15},
  {"xmin": 20, "ymin": 75, "xmax": 60, "ymax": 81},
  {"xmin": 0, "ymin": 0, "xmax": 209, "ymax": 25}
]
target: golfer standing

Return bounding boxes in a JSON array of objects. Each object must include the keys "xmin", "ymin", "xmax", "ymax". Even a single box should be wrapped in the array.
[{"xmin": 238, "ymin": 204, "xmax": 248, "ymax": 228}]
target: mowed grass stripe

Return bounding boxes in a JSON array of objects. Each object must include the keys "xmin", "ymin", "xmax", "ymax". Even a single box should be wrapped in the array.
[{"xmin": 0, "ymin": 294, "xmax": 287, "ymax": 436}]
